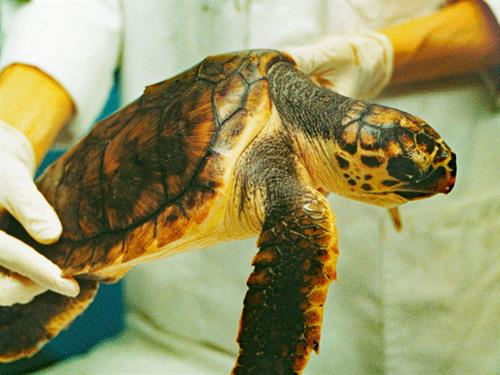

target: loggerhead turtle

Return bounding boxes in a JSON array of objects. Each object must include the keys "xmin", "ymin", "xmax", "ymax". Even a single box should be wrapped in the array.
[{"xmin": 0, "ymin": 50, "xmax": 456, "ymax": 374}]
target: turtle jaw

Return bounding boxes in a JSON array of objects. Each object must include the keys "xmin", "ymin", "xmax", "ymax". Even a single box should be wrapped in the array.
[
  {"xmin": 352, "ymin": 156, "xmax": 457, "ymax": 206},
  {"xmin": 316, "ymin": 156, "xmax": 457, "ymax": 208},
  {"xmin": 395, "ymin": 155, "xmax": 457, "ymax": 199},
  {"xmin": 340, "ymin": 189, "xmax": 434, "ymax": 208}
]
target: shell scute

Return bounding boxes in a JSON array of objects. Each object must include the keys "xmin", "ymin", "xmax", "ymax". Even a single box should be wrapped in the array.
[
  {"xmin": 122, "ymin": 220, "xmax": 156, "ymax": 263},
  {"xmin": 240, "ymin": 58, "xmax": 264, "ymax": 84},
  {"xmin": 155, "ymin": 204, "xmax": 189, "ymax": 248},
  {"xmin": 215, "ymin": 74, "xmax": 247, "ymax": 124},
  {"xmin": 102, "ymin": 108, "xmax": 165, "ymax": 230},
  {"xmin": 197, "ymin": 53, "xmax": 246, "ymax": 83},
  {"xmin": 63, "ymin": 242, "xmax": 94, "ymax": 275},
  {"xmin": 55, "ymin": 140, "xmax": 109, "ymax": 240},
  {"xmin": 194, "ymin": 151, "xmax": 225, "ymax": 190},
  {"xmin": 212, "ymin": 78, "xmax": 271, "ymax": 154}
]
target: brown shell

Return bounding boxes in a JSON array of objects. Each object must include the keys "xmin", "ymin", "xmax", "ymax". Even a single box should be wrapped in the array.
[{"xmin": 27, "ymin": 49, "xmax": 294, "ymax": 276}]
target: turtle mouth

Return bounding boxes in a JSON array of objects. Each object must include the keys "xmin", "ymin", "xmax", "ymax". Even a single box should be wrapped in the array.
[
  {"xmin": 365, "ymin": 189, "xmax": 435, "ymax": 198},
  {"xmin": 395, "ymin": 165, "xmax": 455, "ymax": 199},
  {"xmin": 362, "ymin": 189, "xmax": 435, "ymax": 199},
  {"xmin": 393, "ymin": 190, "xmax": 435, "ymax": 199}
]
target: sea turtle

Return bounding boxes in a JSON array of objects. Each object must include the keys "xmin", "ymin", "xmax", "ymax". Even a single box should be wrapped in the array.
[{"xmin": 0, "ymin": 50, "xmax": 456, "ymax": 374}]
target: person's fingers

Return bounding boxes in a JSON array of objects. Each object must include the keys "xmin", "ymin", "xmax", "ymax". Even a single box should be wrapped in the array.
[
  {"xmin": 0, "ymin": 272, "xmax": 47, "ymax": 306},
  {"xmin": 0, "ymin": 231, "xmax": 79, "ymax": 297},
  {"xmin": 2, "ymin": 172, "xmax": 63, "ymax": 244}
]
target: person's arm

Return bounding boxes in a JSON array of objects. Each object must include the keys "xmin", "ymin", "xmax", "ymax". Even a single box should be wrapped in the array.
[
  {"xmin": 0, "ymin": 0, "xmax": 123, "ymax": 143},
  {"xmin": 288, "ymin": 0, "xmax": 499, "ymax": 100},
  {"xmin": 0, "ymin": 64, "xmax": 75, "ymax": 165},
  {"xmin": 382, "ymin": 0, "xmax": 500, "ymax": 86}
]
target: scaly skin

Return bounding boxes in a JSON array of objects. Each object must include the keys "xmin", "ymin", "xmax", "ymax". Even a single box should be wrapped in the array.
[
  {"xmin": 234, "ymin": 191, "xmax": 338, "ymax": 374},
  {"xmin": 268, "ymin": 62, "xmax": 456, "ymax": 207}
]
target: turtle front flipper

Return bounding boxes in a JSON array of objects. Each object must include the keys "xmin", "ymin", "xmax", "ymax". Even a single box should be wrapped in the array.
[
  {"xmin": 0, "ymin": 277, "xmax": 98, "ymax": 362},
  {"xmin": 233, "ymin": 190, "xmax": 338, "ymax": 374}
]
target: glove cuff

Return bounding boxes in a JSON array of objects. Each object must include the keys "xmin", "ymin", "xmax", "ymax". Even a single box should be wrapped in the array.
[
  {"xmin": 0, "ymin": 120, "xmax": 36, "ymax": 176},
  {"xmin": 357, "ymin": 31, "xmax": 394, "ymax": 99},
  {"xmin": 285, "ymin": 31, "xmax": 394, "ymax": 100}
]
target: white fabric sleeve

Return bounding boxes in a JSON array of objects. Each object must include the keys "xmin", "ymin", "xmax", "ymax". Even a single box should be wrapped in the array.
[
  {"xmin": 0, "ymin": 0, "xmax": 123, "ymax": 140},
  {"xmin": 483, "ymin": 0, "xmax": 500, "ymax": 22}
]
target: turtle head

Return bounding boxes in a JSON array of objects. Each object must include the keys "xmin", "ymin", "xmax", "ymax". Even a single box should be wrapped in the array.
[
  {"xmin": 267, "ymin": 61, "xmax": 455, "ymax": 207},
  {"xmin": 325, "ymin": 101, "xmax": 456, "ymax": 207}
]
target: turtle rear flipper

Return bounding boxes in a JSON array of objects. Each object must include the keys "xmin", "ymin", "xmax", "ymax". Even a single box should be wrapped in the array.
[{"xmin": 0, "ymin": 278, "xmax": 98, "ymax": 362}]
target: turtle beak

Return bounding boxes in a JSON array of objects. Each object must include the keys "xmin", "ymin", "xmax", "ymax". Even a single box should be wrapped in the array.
[{"xmin": 434, "ymin": 151, "xmax": 456, "ymax": 194}]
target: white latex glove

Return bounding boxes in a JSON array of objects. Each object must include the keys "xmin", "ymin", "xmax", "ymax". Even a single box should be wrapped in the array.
[
  {"xmin": 0, "ymin": 120, "xmax": 79, "ymax": 306},
  {"xmin": 285, "ymin": 31, "xmax": 393, "ymax": 100}
]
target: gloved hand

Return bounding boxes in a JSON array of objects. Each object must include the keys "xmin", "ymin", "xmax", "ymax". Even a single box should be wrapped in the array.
[
  {"xmin": 0, "ymin": 120, "xmax": 79, "ymax": 306},
  {"xmin": 285, "ymin": 31, "xmax": 393, "ymax": 100}
]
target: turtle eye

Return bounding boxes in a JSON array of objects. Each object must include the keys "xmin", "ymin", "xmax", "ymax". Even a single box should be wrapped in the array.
[
  {"xmin": 386, "ymin": 156, "xmax": 422, "ymax": 182},
  {"xmin": 404, "ymin": 173, "xmax": 416, "ymax": 180},
  {"xmin": 434, "ymin": 147, "xmax": 450, "ymax": 163}
]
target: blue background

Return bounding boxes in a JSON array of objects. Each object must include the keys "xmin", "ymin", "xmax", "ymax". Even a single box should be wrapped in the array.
[{"xmin": 0, "ymin": 73, "xmax": 125, "ymax": 375}]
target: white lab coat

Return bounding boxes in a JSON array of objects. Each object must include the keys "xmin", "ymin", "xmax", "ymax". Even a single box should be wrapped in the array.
[{"xmin": 1, "ymin": 1, "xmax": 499, "ymax": 374}]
